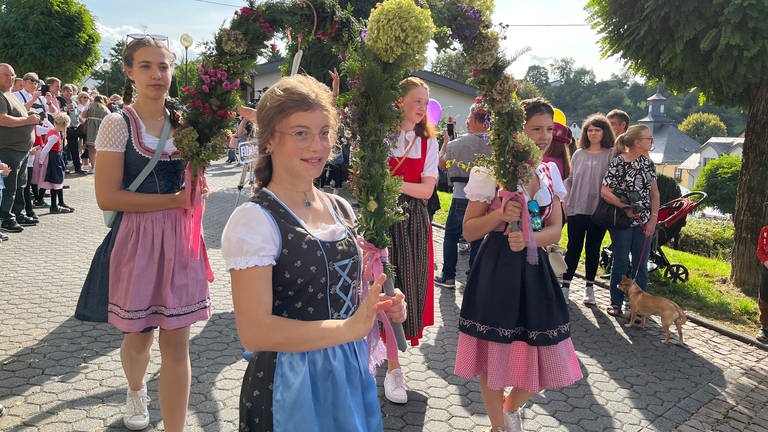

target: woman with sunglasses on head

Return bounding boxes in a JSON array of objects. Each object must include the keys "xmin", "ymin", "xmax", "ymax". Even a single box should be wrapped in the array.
[
  {"xmin": 455, "ymin": 98, "xmax": 582, "ymax": 432},
  {"xmin": 602, "ymin": 125, "xmax": 660, "ymax": 317},
  {"xmin": 79, "ymin": 37, "xmax": 213, "ymax": 431}
]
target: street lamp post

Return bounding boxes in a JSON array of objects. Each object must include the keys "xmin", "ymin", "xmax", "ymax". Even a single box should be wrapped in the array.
[
  {"xmin": 180, "ymin": 33, "xmax": 194, "ymax": 88},
  {"xmin": 100, "ymin": 59, "xmax": 111, "ymax": 95}
]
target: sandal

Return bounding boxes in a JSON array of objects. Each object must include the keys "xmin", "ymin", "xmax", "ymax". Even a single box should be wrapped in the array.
[{"xmin": 606, "ymin": 305, "xmax": 622, "ymax": 317}]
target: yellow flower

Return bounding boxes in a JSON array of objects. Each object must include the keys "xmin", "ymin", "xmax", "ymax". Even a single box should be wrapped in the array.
[{"xmin": 366, "ymin": 0, "xmax": 435, "ymax": 69}]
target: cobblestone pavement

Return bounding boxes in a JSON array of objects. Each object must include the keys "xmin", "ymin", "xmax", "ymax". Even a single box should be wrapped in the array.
[{"xmin": 1, "ymin": 162, "xmax": 768, "ymax": 431}]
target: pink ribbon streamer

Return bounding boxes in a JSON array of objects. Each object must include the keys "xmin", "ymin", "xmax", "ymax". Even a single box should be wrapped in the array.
[
  {"xmin": 499, "ymin": 189, "xmax": 539, "ymax": 265},
  {"xmin": 185, "ymin": 164, "xmax": 214, "ymax": 281},
  {"xmin": 356, "ymin": 237, "xmax": 399, "ymax": 371}
]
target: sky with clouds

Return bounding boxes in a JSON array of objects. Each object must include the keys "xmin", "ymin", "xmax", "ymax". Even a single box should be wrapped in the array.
[{"xmin": 82, "ymin": 0, "xmax": 629, "ymax": 81}]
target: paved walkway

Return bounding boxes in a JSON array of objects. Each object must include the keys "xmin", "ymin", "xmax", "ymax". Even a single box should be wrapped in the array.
[{"xmin": 1, "ymin": 162, "xmax": 767, "ymax": 431}]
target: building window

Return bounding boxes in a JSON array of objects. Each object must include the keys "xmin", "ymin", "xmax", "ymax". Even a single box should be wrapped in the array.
[
  {"xmin": 674, "ymin": 168, "xmax": 683, "ymax": 181},
  {"xmin": 703, "ymin": 157, "xmax": 714, "ymax": 167}
]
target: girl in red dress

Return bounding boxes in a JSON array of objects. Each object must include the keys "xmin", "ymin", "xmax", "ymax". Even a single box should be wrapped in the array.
[{"xmin": 383, "ymin": 76, "xmax": 439, "ymax": 404}]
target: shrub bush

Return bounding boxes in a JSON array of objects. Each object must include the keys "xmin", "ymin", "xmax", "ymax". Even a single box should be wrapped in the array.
[{"xmin": 677, "ymin": 218, "xmax": 733, "ymax": 259}]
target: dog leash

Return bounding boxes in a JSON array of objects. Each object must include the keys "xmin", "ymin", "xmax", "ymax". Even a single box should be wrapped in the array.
[{"xmin": 631, "ymin": 223, "xmax": 652, "ymax": 280}]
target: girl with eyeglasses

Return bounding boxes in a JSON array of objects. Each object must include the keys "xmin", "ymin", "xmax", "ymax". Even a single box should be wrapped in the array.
[
  {"xmin": 221, "ymin": 74, "xmax": 406, "ymax": 431},
  {"xmin": 456, "ymin": 98, "xmax": 581, "ymax": 432}
]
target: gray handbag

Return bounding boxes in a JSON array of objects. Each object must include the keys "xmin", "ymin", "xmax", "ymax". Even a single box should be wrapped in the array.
[{"xmin": 103, "ymin": 116, "xmax": 171, "ymax": 228}]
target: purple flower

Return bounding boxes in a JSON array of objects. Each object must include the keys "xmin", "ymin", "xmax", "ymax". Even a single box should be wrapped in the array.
[
  {"xmin": 222, "ymin": 81, "xmax": 231, "ymax": 91},
  {"xmin": 232, "ymin": 79, "xmax": 240, "ymax": 89},
  {"xmin": 360, "ymin": 28, "xmax": 367, "ymax": 42},
  {"xmin": 202, "ymin": 75, "xmax": 211, "ymax": 84},
  {"xmin": 201, "ymin": 85, "xmax": 209, "ymax": 93},
  {"xmin": 220, "ymin": 70, "xmax": 228, "ymax": 80},
  {"xmin": 198, "ymin": 64, "xmax": 205, "ymax": 75}
]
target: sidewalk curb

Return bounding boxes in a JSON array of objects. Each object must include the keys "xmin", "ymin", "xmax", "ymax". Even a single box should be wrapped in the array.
[
  {"xmin": 577, "ymin": 272, "xmax": 768, "ymax": 352},
  {"xmin": 433, "ymin": 222, "xmax": 768, "ymax": 351}
]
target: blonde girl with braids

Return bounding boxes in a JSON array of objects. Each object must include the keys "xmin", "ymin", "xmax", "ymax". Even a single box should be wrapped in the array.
[{"xmin": 78, "ymin": 37, "xmax": 212, "ymax": 431}]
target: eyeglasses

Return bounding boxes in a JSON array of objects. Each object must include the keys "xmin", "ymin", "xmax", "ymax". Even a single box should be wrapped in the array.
[
  {"xmin": 528, "ymin": 200, "xmax": 543, "ymax": 231},
  {"xmin": 24, "ymin": 79, "xmax": 39, "ymax": 85},
  {"xmin": 276, "ymin": 129, "xmax": 334, "ymax": 148}
]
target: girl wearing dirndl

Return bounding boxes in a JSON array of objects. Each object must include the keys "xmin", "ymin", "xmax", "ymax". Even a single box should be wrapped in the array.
[
  {"xmin": 33, "ymin": 113, "xmax": 73, "ymax": 214},
  {"xmin": 223, "ymin": 75, "xmax": 406, "ymax": 432},
  {"xmin": 455, "ymin": 98, "xmax": 583, "ymax": 432},
  {"xmin": 78, "ymin": 37, "xmax": 212, "ymax": 432},
  {"xmin": 381, "ymin": 76, "xmax": 439, "ymax": 404}
]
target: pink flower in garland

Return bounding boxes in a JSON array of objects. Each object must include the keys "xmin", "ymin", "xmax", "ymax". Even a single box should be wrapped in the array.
[{"xmin": 201, "ymin": 85, "xmax": 209, "ymax": 93}]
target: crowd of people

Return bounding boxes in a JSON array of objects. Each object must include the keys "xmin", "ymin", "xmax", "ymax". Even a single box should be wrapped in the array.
[
  {"xmin": 0, "ymin": 64, "xmax": 124, "ymax": 240},
  {"xmin": 4, "ymin": 33, "xmax": 764, "ymax": 432}
]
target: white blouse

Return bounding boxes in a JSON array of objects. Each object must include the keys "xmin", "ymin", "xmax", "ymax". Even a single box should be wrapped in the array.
[
  {"xmin": 94, "ymin": 111, "xmax": 178, "ymax": 154},
  {"xmin": 221, "ymin": 189, "xmax": 356, "ymax": 271},
  {"xmin": 464, "ymin": 164, "xmax": 557, "ymax": 206},
  {"xmin": 390, "ymin": 130, "xmax": 439, "ymax": 179}
]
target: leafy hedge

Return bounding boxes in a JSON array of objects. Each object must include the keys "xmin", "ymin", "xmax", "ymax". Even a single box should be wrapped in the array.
[{"xmin": 676, "ymin": 218, "xmax": 734, "ymax": 259}]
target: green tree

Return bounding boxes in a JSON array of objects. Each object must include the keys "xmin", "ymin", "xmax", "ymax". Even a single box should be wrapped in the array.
[
  {"xmin": 91, "ymin": 40, "xmax": 126, "ymax": 97},
  {"xmin": 516, "ymin": 80, "xmax": 542, "ymax": 100},
  {"xmin": 430, "ymin": 50, "xmax": 472, "ymax": 83},
  {"xmin": 0, "ymin": 0, "xmax": 100, "ymax": 83},
  {"xmin": 656, "ymin": 173, "xmax": 682, "ymax": 205},
  {"xmin": 679, "ymin": 112, "xmax": 728, "ymax": 144},
  {"xmin": 693, "ymin": 155, "xmax": 741, "ymax": 215},
  {"xmin": 587, "ymin": 0, "xmax": 768, "ymax": 288},
  {"xmin": 524, "ymin": 65, "xmax": 549, "ymax": 90}
]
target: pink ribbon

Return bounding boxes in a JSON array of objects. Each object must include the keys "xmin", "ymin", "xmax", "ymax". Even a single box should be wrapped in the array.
[
  {"xmin": 499, "ymin": 189, "xmax": 539, "ymax": 265},
  {"xmin": 185, "ymin": 164, "xmax": 214, "ymax": 281},
  {"xmin": 356, "ymin": 236, "xmax": 399, "ymax": 370}
]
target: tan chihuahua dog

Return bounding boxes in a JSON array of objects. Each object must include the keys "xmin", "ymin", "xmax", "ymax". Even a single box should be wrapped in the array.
[{"xmin": 620, "ymin": 276, "xmax": 687, "ymax": 346}]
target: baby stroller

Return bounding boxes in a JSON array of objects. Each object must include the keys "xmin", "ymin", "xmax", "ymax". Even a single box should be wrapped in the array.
[{"xmin": 599, "ymin": 191, "xmax": 707, "ymax": 283}]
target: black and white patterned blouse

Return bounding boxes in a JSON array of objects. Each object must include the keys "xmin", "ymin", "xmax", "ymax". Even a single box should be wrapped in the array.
[{"xmin": 602, "ymin": 154, "xmax": 656, "ymax": 225}]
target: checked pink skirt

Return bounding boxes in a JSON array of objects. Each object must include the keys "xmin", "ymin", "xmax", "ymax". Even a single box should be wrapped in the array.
[{"xmin": 454, "ymin": 332, "xmax": 583, "ymax": 393}]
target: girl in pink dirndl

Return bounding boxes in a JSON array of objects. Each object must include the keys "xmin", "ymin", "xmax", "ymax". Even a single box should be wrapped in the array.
[
  {"xmin": 455, "ymin": 97, "xmax": 582, "ymax": 432},
  {"xmin": 79, "ymin": 37, "xmax": 212, "ymax": 432}
]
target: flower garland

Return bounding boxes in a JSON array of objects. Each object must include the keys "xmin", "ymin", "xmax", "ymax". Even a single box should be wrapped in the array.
[{"xmin": 429, "ymin": 0, "xmax": 541, "ymax": 262}]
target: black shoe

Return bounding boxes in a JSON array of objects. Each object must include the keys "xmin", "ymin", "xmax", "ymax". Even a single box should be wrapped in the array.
[
  {"xmin": 50, "ymin": 206, "xmax": 72, "ymax": 214},
  {"xmin": 33, "ymin": 199, "xmax": 49, "ymax": 208},
  {"xmin": 15, "ymin": 215, "xmax": 38, "ymax": 226},
  {"xmin": 757, "ymin": 328, "xmax": 768, "ymax": 344},
  {"xmin": 59, "ymin": 203, "xmax": 75, "ymax": 212},
  {"xmin": 434, "ymin": 276, "xmax": 456, "ymax": 288},
  {"xmin": 0, "ymin": 220, "xmax": 23, "ymax": 233},
  {"xmin": 25, "ymin": 212, "xmax": 39, "ymax": 221},
  {"xmin": 74, "ymin": 170, "xmax": 88, "ymax": 175}
]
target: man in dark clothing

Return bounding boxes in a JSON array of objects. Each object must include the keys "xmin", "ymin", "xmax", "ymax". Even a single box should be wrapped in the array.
[
  {"xmin": 434, "ymin": 99, "xmax": 492, "ymax": 288},
  {"xmin": 0, "ymin": 63, "xmax": 40, "ymax": 233}
]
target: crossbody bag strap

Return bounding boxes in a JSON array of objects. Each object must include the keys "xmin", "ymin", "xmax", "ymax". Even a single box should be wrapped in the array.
[{"xmin": 126, "ymin": 116, "xmax": 171, "ymax": 192}]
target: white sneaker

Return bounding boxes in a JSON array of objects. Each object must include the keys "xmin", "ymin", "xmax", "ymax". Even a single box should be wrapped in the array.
[
  {"xmin": 561, "ymin": 286, "xmax": 570, "ymax": 304},
  {"xmin": 383, "ymin": 368, "xmax": 408, "ymax": 404},
  {"xmin": 583, "ymin": 286, "xmax": 596, "ymax": 306},
  {"xmin": 503, "ymin": 407, "xmax": 523, "ymax": 432},
  {"xmin": 123, "ymin": 386, "xmax": 150, "ymax": 430}
]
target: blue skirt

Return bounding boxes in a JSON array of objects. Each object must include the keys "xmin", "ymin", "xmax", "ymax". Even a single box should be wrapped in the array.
[{"xmin": 240, "ymin": 339, "xmax": 382, "ymax": 432}]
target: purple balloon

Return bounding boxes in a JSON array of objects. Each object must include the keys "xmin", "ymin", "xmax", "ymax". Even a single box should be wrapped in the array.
[{"xmin": 426, "ymin": 98, "xmax": 442, "ymax": 125}]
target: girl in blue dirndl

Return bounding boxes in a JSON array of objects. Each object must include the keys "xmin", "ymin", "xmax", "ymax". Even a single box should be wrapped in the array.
[{"xmin": 222, "ymin": 75, "xmax": 406, "ymax": 432}]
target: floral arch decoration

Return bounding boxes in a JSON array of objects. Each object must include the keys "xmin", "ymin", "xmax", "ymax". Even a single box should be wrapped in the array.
[{"xmin": 179, "ymin": 0, "xmax": 540, "ymax": 303}]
